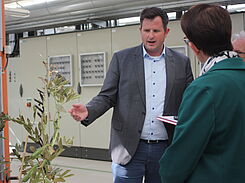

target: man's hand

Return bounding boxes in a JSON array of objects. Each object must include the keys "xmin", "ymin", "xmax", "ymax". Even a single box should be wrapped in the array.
[{"xmin": 68, "ymin": 104, "xmax": 88, "ymax": 121}]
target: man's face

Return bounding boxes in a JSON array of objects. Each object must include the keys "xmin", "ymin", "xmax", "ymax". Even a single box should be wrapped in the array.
[
  {"xmin": 232, "ymin": 38, "xmax": 245, "ymax": 61},
  {"xmin": 140, "ymin": 16, "xmax": 169, "ymax": 56}
]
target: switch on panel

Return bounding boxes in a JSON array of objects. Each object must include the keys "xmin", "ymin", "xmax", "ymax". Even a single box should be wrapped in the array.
[{"xmin": 26, "ymin": 98, "xmax": 32, "ymax": 108}]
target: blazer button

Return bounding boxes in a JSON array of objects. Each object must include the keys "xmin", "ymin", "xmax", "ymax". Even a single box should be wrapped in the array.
[
  {"xmin": 138, "ymin": 129, "xmax": 142, "ymax": 133},
  {"xmin": 142, "ymin": 112, "xmax": 146, "ymax": 115}
]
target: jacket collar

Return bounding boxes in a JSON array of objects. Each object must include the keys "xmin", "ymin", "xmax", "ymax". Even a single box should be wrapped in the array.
[
  {"xmin": 209, "ymin": 57, "xmax": 245, "ymax": 72},
  {"xmin": 133, "ymin": 44, "xmax": 146, "ymax": 106}
]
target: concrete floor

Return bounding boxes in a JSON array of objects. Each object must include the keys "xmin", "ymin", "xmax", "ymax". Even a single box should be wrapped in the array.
[{"xmin": 10, "ymin": 157, "xmax": 113, "ymax": 183}]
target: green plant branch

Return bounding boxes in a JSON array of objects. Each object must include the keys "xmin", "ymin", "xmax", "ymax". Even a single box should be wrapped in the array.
[
  {"xmin": 18, "ymin": 135, "xmax": 29, "ymax": 183},
  {"xmin": 0, "ymin": 61, "xmax": 80, "ymax": 182}
]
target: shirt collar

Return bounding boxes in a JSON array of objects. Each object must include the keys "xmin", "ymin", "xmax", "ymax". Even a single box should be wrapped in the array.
[{"xmin": 142, "ymin": 44, "xmax": 165, "ymax": 60}]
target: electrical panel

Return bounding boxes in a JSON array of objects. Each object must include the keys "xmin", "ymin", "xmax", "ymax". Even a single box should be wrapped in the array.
[
  {"xmin": 48, "ymin": 55, "xmax": 73, "ymax": 86},
  {"xmin": 79, "ymin": 52, "xmax": 106, "ymax": 86}
]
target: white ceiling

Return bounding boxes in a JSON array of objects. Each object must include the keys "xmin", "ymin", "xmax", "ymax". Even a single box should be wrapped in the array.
[{"xmin": 4, "ymin": 0, "xmax": 245, "ymax": 33}]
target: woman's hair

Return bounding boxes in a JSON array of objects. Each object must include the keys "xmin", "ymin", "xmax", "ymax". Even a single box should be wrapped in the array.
[
  {"xmin": 140, "ymin": 7, "xmax": 169, "ymax": 31},
  {"xmin": 181, "ymin": 4, "xmax": 233, "ymax": 56}
]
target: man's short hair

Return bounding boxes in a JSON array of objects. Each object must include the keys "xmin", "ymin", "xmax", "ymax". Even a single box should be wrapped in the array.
[{"xmin": 140, "ymin": 7, "xmax": 169, "ymax": 31}]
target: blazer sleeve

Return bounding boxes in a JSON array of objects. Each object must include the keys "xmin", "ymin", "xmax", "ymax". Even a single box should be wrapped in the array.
[
  {"xmin": 159, "ymin": 84, "xmax": 215, "ymax": 183},
  {"xmin": 186, "ymin": 57, "xmax": 194, "ymax": 87},
  {"xmin": 85, "ymin": 52, "xmax": 120, "ymax": 124}
]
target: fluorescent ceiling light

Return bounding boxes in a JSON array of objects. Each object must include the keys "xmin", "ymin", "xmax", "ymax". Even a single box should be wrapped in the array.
[
  {"xmin": 5, "ymin": 7, "xmax": 30, "ymax": 17},
  {"xmin": 5, "ymin": 0, "xmax": 56, "ymax": 9}
]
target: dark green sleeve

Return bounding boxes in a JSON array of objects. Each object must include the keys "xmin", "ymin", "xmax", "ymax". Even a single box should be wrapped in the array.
[{"xmin": 159, "ymin": 84, "xmax": 215, "ymax": 183}]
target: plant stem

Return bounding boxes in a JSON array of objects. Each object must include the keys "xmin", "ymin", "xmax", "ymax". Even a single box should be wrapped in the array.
[{"xmin": 18, "ymin": 135, "xmax": 29, "ymax": 183}]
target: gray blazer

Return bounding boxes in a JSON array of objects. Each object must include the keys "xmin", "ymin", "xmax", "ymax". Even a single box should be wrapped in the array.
[{"xmin": 83, "ymin": 44, "xmax": 193, "ymax": 165}]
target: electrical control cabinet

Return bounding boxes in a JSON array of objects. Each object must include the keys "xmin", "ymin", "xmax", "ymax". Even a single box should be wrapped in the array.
[
  {"xmin": 79, "ymin": 52, "xmax": 106, "ymax": 86},
  {"xmin": 48, "ymin": 55, "xmax": 73, "ymax": 86}
]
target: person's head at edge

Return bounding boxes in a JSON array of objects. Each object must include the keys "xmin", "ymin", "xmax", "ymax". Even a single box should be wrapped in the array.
[
  {"xmin": 181, "ymin": 4, "xmax": 233, "ymax": 63},
  {"xmin": 232, "ymin": 31, "xmax": 245, "ymax": 61},
  {"xmin": 139, "ymin": 7, "xmax": 170, "ymax": 57}
]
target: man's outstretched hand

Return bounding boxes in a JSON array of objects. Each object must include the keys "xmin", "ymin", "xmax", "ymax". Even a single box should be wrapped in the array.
[{"xmin": 68, "ymin": 104, "xmax": 88, "ymax": 121}]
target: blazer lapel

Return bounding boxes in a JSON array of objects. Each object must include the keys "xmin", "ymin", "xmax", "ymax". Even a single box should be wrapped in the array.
[
  {"xmin": 133, "ymin": 45, "xmax": 146, "ymax": 107},
  {"xmin": 164, "ymin": 47, "xmax": 175, "ymax": 109}
]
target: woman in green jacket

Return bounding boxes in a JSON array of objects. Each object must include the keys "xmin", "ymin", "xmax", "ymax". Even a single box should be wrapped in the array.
[{"xmin": 160, "ymin": 4, "xmax": 245, "ymax": 183}]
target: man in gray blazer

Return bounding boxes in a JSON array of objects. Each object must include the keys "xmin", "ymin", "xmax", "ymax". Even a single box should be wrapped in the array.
[{"xmin": 69, "ymin": 7, "xmax": 193, "ymax": 183}]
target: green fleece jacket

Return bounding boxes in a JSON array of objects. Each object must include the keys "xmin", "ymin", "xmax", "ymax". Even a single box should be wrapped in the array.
[{"xmin": 160, "ymin": 57, "xmax": 245, "ymax": 183}]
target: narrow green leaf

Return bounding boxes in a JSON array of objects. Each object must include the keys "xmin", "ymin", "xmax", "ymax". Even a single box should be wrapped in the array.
[
  {"xmin": 54, "ymin": 177, "xmax": 65, "ymax": 182},
  {"xmin": 63, "ymin": 173, "xmax": 74, "ymax": 178},
  {"xmin": 22, "ymin": 164, "xmax": 38, "ymax": 182},
  {"xmin": 60, "ymin": 169, "xmax": 71, "ymax": 177}
]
